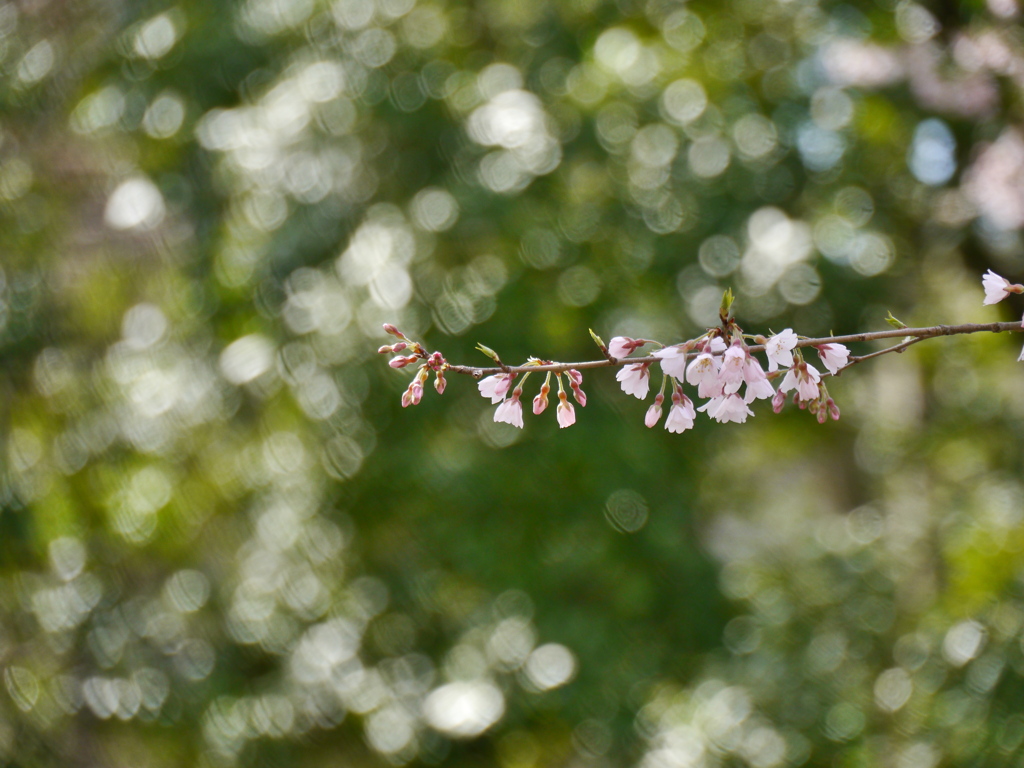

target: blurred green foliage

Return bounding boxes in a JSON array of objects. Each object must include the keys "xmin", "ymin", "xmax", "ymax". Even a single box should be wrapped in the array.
[{"xmin": 3, "ymin": 0, "xmax": 1024, "ymax": 766}]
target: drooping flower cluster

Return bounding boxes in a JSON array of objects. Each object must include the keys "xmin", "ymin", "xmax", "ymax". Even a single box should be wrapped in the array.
[{"xmin": 480, "ymin": 365, "xmax": 585, "ymax": 429}]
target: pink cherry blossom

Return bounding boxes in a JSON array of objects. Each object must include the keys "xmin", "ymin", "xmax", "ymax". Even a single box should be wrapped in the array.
[
  {"xmin": 556, "ymin": 391, "xmax": 576, "ymax": 428},
  {"xmin": 697, "ymin": 394, "xmax": 754, "ymax": 424},
  {"xmin": 478, "ymin": 373, "xmax": 515, "ymax": 403},
  {"xmin": 494, "ymin": 389, "xmax": 524, "ymax": 428},
  {"xmin": 686, "ymin": 352, "xmax": 724, "ymax": 399},
  {"xmin": 645, "ymin": 393, "xmax": 665, "ymax": 427},
  {"xmin": 982, "ymin": 269, "xmax": 1017, "ymax": 305},
  {"xmin": 764, "ymin": 329, "xmax": 797, "ymax": 372},
  {"xmin": 665, "ymin": 392, "xmax": 696, "ymax": 433},
  {"xmin": 652, "ymin": 345, "xmax": 688, "ymax": 379},
  {"xmin": 816, "ymin": 343, "xmax": 850, "ymax": 375},
  {"xmin": 742, "ymin": 357, "xmax": 775, "ymax": 402},
  {"xmin": 718, "ymin": 342, "xmax": 747, "ymax": 394},
  {"xmin": 608, "ymin": 336, "xmax": 642, "ymax": 359},
  {"xmin": 616, "ymin": 363, "xmax": 651, "ymax": 399},
  {"xmin": 708, "ymin": 337, "xmax": 727, "ymax": 354},
  {"xmin": 779, "ymin": 362, "xmax": 822, "ymax": 401}
]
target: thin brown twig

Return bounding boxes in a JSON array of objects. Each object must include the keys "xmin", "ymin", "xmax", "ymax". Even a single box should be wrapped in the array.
[{"xmin": 841, "ymin": 336, "xmax": 927, "ymax": 370}]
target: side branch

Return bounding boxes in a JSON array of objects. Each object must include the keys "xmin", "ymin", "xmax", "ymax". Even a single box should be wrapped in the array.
[{"xmin": 445, "ymin": 321, "xmax": 1024, "ymax": 377}]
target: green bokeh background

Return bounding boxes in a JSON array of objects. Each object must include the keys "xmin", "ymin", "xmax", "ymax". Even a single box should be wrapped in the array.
[{"xmin": 3, "ymin": 0, "xmax": 1024, "ymax": 766}]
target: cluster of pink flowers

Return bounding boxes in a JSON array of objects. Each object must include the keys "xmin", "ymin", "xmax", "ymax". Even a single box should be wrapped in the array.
[
  {"xmin": 382, "ymin": 270, "xmax": 1023, "ymax": 432},
  {"xmin": 478, "ymin": 367, "xmax": 585, "ymax": 429},
  {"xmin": 379, "ymin": 319, "xmax": 851, "ymax": 431},
  {"xmin": 982, "ymin": 270, "xmax": 1024, "ymax": 360},
  {"xmin": 611, "ymin": 323, "xmax": 848, "ymax": 432}
]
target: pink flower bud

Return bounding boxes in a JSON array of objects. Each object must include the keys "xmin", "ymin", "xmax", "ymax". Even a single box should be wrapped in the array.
[
  {"xmin": 572, "ymin": 387, "xmax": 587, "ymax": 407},
  {"xmin": 827, "ymin": 398, "xmax": 840, "ymax": 421},
  {"xmin": 383, "ymin": 323, "xmax": 402, "ymax": 337},
  {"xmin": 771, "ymin": 389, "xmax": 786, "ymax": 414},
  {"xmin": 434, "ymin": 371, "xmax": 446, "ymax": 394},
  {"xmin": 401, "ymin": 389, "xmax": 413, "ymax": 408},
  {"xmin": 378, "ymin": 345, "xmax": 394, "ymax": 354},
  {"xmin": 389, "ymin": 355, "xmax": 415, "ymax": 369},
  {"xmin": 816, "ymin": 406, "xmax": 827, "ymax": 424},
  {"xmin": 533, "ymin": 385, "xmax": 549, "ymax": 415},
  {"xmin": 645, "ymin": 393, "xmax": 665, "ymax": 428},
  {"xmin": 410, "ymin": 381, "xmax": 423, "ymax": 405},
  {"xmin": 568, "ymin": 370, "xmax": 587, "ymax": 406},
  {"xmin": 392, "ymin": 342, "xmax": 407, "ymax": 352}
]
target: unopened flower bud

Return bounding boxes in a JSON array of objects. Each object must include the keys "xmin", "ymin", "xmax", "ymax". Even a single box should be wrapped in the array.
[
  {"xmin": 816, "ymin": 406, "xmax": 827, "ymax": 424},
  {"xmin": 401, "ymin": 389, "xmax": 413, "ymax": 408},
  {"xmin": 383, "ymin": 323, "xmax": 402, "ymax": 337},
  {"xmin": 827, "ymin": 398, "xmax": 840, "ymax": 421},
  {"xmin": 567, "ymin": 369, "xmax": 587, "ymax": 406},
  {"xmin": 434, "ymin": 370, "xmax": 447, "ymax": 394},
  {"xmin": 392, "ymin": 341, "xmax": 408, "ymax": 353},
  {"xmin": 771, "ymin": 389, "xmax": 785, "ymax": 414},
  {"xmin": 410, "ymin": 381, "xmax": 423, "ymax": 405},
  {"xmin": 645, "ymin": 393, "xmax": 665, "ymax": 428},
  {"xmin": 533, "ymin": 383, "xmax": 550, "ymax": 415},
  {"xmin": 378, "ymin": 345, "xmax": 394, "ymax": 354}
]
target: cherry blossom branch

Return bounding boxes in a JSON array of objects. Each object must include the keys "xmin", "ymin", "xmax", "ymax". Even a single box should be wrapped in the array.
[
  {"xmin": 444, "ymin": 321, "xmax": 1024, "ymax": 378},
  {"xmin": 381, "ymin": 271, "xmax": 1024, "ymax": 431}
]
